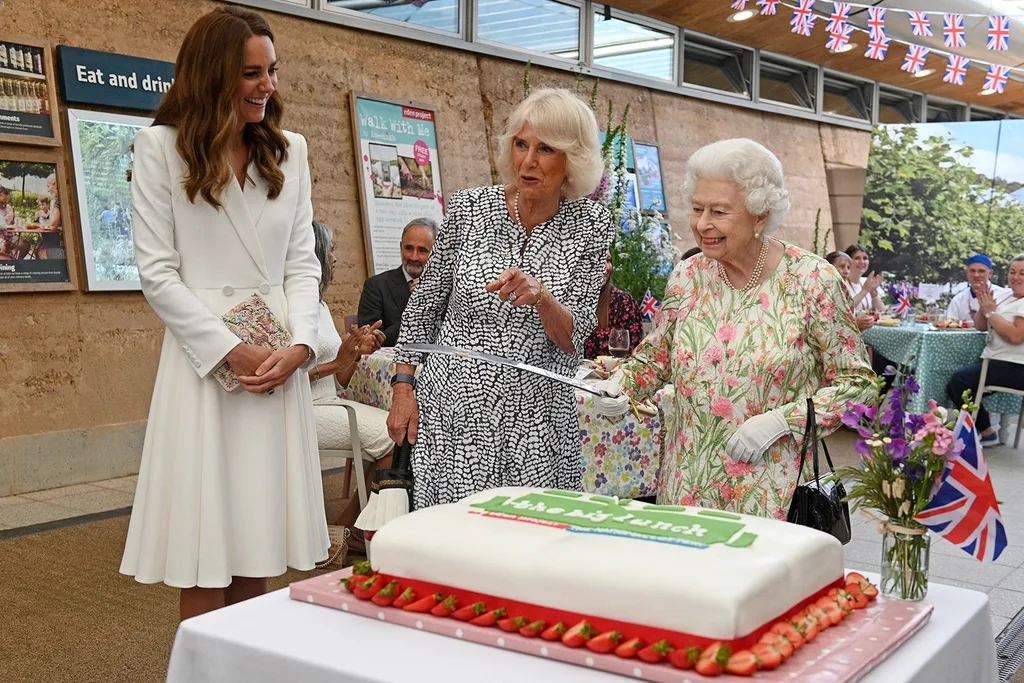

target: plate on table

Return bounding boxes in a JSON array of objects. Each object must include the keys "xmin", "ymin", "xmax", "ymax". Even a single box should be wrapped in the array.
[{"xmin": 931, "ymin": 319, "xmax": 974, "ymax": 331}]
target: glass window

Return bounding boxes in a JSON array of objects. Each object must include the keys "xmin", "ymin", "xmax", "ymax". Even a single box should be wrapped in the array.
[
  {"xmin": 970, "ymin": 107, "xmax": 1004, "ymax": 121},
  {"xmin": 877, "ymin": 88, "xmax": 920, "ymax": 124},
  {"xmin": 683, "ymin": 38, "xmax": 750, "ymax": 97},
  {"xmin": 593, "ymin": 8, "xmax": 674, "ymax": 81},
  {"xmin": 325, "ymin": 0, "xmax": 459, "ymax": 34},
  {"xmin": 759, "ymin": 59, "xmax": 814, "ymax": 110},
  {"xmin": 822, "ymin": 75, "xmax": 870, "ymax": 120},
  {"xmin": 478, "ymin": 0, "xmax": 580, "ymax": 56},
  {"xmin": 925, "ymin": 100, "xmax": 965, "ymax": 123}
]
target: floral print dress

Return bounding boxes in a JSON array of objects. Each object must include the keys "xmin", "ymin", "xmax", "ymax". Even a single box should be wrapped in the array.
[{"xmin": 619, "ymin": 245, "xmax": 877, "ymax": 519}]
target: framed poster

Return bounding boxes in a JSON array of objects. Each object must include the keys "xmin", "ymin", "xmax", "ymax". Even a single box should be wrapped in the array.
[
  {"xmin": 634, "ymin": 141, "xmax": 666, "ymax": 215},
  {"xmin": 350, "ymin": 91, "xmax": 445, "ymax": 276},
  {"xmin": 0, "ymin": 37, "xmax": 61, "ymax": 146},
  {"xmin": 0, "ymin": 147, "xmax": 76, "ymax": 291},
  {"xmin": 67, "ymin": 108, "xmax": 151, "ymax": 291}
]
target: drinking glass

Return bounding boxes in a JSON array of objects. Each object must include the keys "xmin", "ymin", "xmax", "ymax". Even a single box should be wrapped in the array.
[{"xmin": 608, "ymin": 328, "xmax": 630, "ymax": 358}]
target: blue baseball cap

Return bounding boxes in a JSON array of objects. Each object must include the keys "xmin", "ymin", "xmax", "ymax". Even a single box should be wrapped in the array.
[{"xmin": 966, "ymin": 254, "xmax": 994, "ymax": 269}]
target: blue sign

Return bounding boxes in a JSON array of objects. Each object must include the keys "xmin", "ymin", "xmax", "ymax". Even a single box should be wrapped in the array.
[{"xmin": 57, "ymin": 46, "xmax": 174, "ymax": 112}]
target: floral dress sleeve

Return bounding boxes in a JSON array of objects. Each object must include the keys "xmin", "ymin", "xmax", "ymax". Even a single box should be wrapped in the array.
[{"xmin": 612, "ymin": 288, "xmax": 645, "ymax": 353}]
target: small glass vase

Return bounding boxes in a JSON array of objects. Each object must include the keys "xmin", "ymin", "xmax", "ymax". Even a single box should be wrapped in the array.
[{"xmin": 880, "ymin": 518, "xmax": 930, "ymax": 601}]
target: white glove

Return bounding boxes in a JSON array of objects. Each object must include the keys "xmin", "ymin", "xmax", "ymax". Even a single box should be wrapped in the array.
[
  {"xmin": 725, "ymin": 411, "xmax": 790, "ymax": 463},
  {"xmin": 591, "ymin": 378, "xmax": 630, "ymax": 417}
]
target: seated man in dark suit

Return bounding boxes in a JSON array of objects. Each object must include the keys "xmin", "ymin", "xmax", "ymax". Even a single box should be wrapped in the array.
[{"xmin": 358, "ymin": 217, "xmax": 438, "ymax": 346}]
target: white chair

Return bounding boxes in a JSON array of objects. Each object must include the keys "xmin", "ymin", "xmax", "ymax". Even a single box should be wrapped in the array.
[
  {"xmin": 972, "ymin": 358, "xmax": 1024, "ymax": 449},
  {"xmin": 318, "ymin": 399, "xmax": 374, "ymax": 510}
]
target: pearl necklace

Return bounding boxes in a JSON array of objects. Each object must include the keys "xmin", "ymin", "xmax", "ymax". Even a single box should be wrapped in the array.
[
  {"xmin": 513, "ymin": 190, "xmax": 523, "ymax": 228},
  {"xmin": 719, "ymin": 238, "xmax": 769, "ymax": 292}
]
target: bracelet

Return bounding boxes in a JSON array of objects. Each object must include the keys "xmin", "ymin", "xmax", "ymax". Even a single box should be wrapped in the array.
[
  {"xmin": 533, "ymin": 280, "xmax": 546, "ymax": 310},
  {"xmin": 390, "ymin": 372, "xmax": 417, "ymax": 390},
  {"xmin": 313, "ymin": 367, "xmax": 321, "ymax": 382}
]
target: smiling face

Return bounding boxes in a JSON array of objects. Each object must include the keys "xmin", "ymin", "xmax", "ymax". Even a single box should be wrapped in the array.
[
  {"xmin": 237, "ymin": 35, "xmax": 278, "ymax": 125},
  {"xmin": 831, "ymin": 255, "xmax": 852, "ymax": 280},
  {"xmin": 401, "ymin": 224, "xmax": 435, "ymax": 279},
  {"xmin": 966, "ymin": 263, "xmax": 993, "ymax": 289},
  {"xmin": 689, "ymin": 177, "xmax": 766, "ymax": 264},
  {"xmin": 849, "ymin": 249, "xmax": 869, "ymax": 280},
  {"xmin": 511, "ymin": 123, "xmax": 567, "ymax": 202},
  {"xmin": 1009, "ymin": 261, "xmax": 1024, "ymax": 298},
  {"xmin": 326, "ymin": 244, "xmax": 336, "ymax": 284}
]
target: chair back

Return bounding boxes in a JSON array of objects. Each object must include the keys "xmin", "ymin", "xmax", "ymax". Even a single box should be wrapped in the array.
[{"xmin": 343, "ymin": 313, "xmax": 359, "ymax": 334}]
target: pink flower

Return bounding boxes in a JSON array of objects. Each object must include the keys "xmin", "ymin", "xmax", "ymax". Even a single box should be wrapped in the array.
[
  {"xmin": 717, "ymin": 324, "xmax": 737, "ymax": 343},
  {"xmin": 759, "ymin": 292, "xmax": 770, "ymax": 307},
  {"xmin": 711, "ymin": 397, "xmax": 734, "ymax": 420},
  {"xmin": 725, "ymin": 460, "xmax": 755, "ymax": 477},
  {"xmin": 721, "ymin": 483, "xmax": 733, "ymax": 501},
  {"xmin": 703, "ymin": 345, "xmax": 725, "ymax": 365},
  {"xmin": 725, "ymin": 376, "xmax": 740, "ymax": 388}
]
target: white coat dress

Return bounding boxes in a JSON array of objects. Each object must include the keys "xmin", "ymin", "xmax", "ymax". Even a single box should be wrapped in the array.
[{"xmin": 120, "ymin": 125, "xmax": 329, "ymax": 588}]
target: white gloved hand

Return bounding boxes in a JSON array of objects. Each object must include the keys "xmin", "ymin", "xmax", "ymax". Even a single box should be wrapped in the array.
[
  {"xmin": 725, "ymin": 410, "xmax": 790, "ymax": 463},
  {"xmin": 590, "ymin": 377, "xmax": 630, "ymax": 417}
]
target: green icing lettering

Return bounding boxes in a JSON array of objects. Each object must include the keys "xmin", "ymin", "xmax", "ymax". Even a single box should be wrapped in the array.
[
  {"xmin": 697, "ymin": 510, "xmax": 743, "ymax": 521},
  {"xmin": 542, "ymin": 490, "xmax": 583, "ymax": 498},
  {"xmin": 470, "ymin": 493, "xmax": 759, "ymax": 547},
  {"xmin": 589, "ymin": 495, "xmax": 616, "ymax": 505}
]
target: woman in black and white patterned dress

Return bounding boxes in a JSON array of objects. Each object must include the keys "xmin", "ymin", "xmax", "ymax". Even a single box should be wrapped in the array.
[{"xmin": 388, "ymin": 88, "xmax": 614, "ymax": 509}]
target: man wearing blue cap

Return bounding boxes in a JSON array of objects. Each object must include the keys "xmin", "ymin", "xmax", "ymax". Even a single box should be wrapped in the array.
[{"xmin": 946, "ymin": 254, "xmax": 1010, "ymax": 321}]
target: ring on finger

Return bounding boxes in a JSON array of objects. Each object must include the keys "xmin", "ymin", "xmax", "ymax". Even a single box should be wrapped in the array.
[{"xmin": 508, "ymin": 291, "xmax": 518, "ymax": 302}]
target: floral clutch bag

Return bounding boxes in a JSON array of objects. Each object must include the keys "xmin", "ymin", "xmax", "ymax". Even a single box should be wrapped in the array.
[{"xmin": 212, "ymin": 293, "xmax": 292, "ymax": 392}]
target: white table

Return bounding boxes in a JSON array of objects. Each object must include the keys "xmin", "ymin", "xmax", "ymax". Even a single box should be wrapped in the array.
[{"xmin": 166, "ymin": 573, "xmax": 998, "ymax": 683}]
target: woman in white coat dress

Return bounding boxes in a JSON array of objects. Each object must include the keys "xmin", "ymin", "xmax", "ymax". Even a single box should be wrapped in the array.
[{"xmin": 120, "ymin": 6, "xmax": 329, "ymax": 621}]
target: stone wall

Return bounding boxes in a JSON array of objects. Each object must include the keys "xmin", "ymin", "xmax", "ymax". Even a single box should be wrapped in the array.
[{"xmin": 0, "ymin": 0, "xmax": 871, "ymax": 494}]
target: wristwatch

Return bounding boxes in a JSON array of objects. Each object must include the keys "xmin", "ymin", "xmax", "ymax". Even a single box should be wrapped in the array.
[
  {"xmin": 985, "ymin": 311, "xmax": 995, "ymax": 320},
  {"xmin": 390, "ymin": 372, "xmax": 417, "ymax": 390}
]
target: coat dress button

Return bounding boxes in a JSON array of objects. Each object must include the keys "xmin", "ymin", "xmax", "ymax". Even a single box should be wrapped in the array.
[
  {"xmin": 222, "ymin": 285, "xmax": 235, "ymax": 296},
  {"xmin": 259, "ymin": 282, "xmax": 271, "ymax": 295}
]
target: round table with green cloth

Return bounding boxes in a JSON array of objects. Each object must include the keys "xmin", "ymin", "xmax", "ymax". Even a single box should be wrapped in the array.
[
  {"xmin": 339, "ymin": 348, "xmax": 663, "ymax": 500},
  {"xmin": 861, "ymin": 323, "xmax": 1022, "ymax": 416}
]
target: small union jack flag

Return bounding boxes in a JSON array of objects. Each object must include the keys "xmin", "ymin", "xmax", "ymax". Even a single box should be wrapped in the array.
[
  {"xmin": 865, "ymin": 34, "xmax": 891, "ymax": 61},
  {"xmin": 790, "ymin": 0, "xmax": 814, "ymax": 26},
  {"xmin": 908, "ymin": 11, "xmax": 932, "ymax": 37},
  {"xmin": 792, "ymin": 14, "xmax": 815, "ymax": 36},
  {"xmin": 915, "ymin": 411, "xmax": 1008, "ymax": 562},
  {"xmin": 901, "ymin": 44, "xmax": 930, "ymax": 75},
  {"xmin": 640, "ymin": 290, "xmax": 660, "ymax": 320},
  {"xmin": 893, "ymin": 293, "xmax": 912, "ymax": 316},
  {"xmin": 826, "ymin": 24, "xmax": 854, "ymax": 52},
  {"xmin": 984, "ymin": 64, "xmax": 1011, "ymax": 94},
  {"xmin": 758, "ymin": 0, "xmax": 780, "ymax": 16},
  {"xmin": 988, "ymin": 16, "xmax": 1010, "ymax": 51},
  {"xmin": 867, "ymin": 7, "xmax": 886, "ymax": 38},
  {"xmin": 944, "ymin": 54, "xmax": 970, "ymax": 85},
  {"xmin": 944, "ymin": 14, "xmax": 966, "ymax": 48},
  {"xmin": 827, "ymin": 2, "xmax": 850, "ymax": 33},
  {"xmin": 731, "ymin": 0, "xmax": 748, "ymax": 10}
]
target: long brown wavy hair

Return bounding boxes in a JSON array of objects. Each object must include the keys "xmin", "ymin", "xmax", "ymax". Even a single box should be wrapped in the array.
[{"xmin": 154, "ymin": 6, "xmax": 288, "ymax": 208}]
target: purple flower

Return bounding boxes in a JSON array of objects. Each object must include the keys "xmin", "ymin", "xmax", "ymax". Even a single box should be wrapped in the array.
[
  {"xmin": 886, "ymin": 438, "xmax": 909, "ymax": 463},
  {"xmin": 854, "ymin": 439, "xmax": 873, "ymax": 458},
  {"xmin": 904, "ymin": 462, "xmax": 925, "ymax": 483},
  {"xmin": 907, "ymin": 414, "xmax": 926, "ymax": 433},
  {"xmin": 902, "ymin": 374, "xmax": 920, "ymax": 395},
  {"xmin": 841, "ymin": 410, "xmax": 861, "ymax": 429},
  {"xmin": 883, "ymin": 365, "xmax": 898, "ymax": 377}
]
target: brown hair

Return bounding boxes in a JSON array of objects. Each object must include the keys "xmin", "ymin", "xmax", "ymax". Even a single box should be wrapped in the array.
[{"xmin": 154, "ymin": 6, "xmax": 288, "ymax": 208}]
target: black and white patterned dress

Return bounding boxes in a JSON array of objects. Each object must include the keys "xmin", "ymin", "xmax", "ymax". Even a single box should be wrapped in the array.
[{"xmin": 395, "ymin": 185, "xmax": 614, "ymax": 508}]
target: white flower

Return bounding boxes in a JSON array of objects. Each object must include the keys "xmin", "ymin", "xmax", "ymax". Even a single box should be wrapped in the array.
[
  {"xmin": 892, "ymin": 478, "xmax": 906, "ymax": 500},
  {"xmin": 882, "ymin": 480, "xmax": 891, "ymax": 497},
  {"xmin": 934, "ymin": 406, "xmax": 948, "ymax": 423},
  {"xmin": 898, "ymin": 500, "xmax": 911, "ymax": 517}
]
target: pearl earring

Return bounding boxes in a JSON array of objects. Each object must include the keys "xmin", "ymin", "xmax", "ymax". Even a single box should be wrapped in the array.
[{"xmin": 754, "ymin": 232, "xmax": 761, "ymax": 240}]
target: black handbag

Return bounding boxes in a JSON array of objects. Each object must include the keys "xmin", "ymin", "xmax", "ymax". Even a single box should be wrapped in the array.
[{"xmin": 787, "ymin": 397, "xmax": 852, "ymax": 545}]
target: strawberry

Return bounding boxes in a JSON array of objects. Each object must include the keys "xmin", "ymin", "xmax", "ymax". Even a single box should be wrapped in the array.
[
  {"xmin": 340, "ymin": 576, "xmax": 357, "ymax": 593},
  {"xmin": 751, "ymin": 643, "xmax": 782, "ymax": 670},
  {"xmin": 430, "ymin": 594, "xmax": 459, "ymax": 617},
  {"xmin": 700, "ymin": 642, "xmax": 731, "ymax": 664},
  {"xmin": 351, "ymin": 560, "xmax": 372, "ymax": 575},
  {"xmin": 827, "ymin": 587, "xmax": 840, "ymax": 600},
  {"xmin": 498, "ymin": 616, "xmax": 529, "ymax": 633},
  {"xmin": 561, "ymin": 620, "xmax": 595, "ymax": 648},
  {"xmin": 614, "ymin": 637, "xmax": 643, "ymax": 659},
  {"xmin": 353, "ymin": 575, "xmax": 384, "ymax": 600},
  {"xmin": 835, "ymin": 588, "xmax": 856, "ymax": 612},
  {"xmin": 667, "ymin": 645, "xmax": 701, "ymax": 670},
  {"xmin": 540, "ymin": 622, "xmax": 567, "ymax": 641},
  {"xmin": 469, "ymin": 608, "xmax": 506, "ymax": 627},
  {"xmin": 861, "ymin": 582, "xmax": 879, "ymax": 600},
  {"xmin": 726, "ymin": 650, "xmax": 758, "ymax": 676},
  {"xmin": 694, "ymin": 657, "xmax": 723, "ymax": 676},
  {"xmin": 403, "ymin": 592, "xmax": 442, "ymax": 613},
  {"xmin": 801, "ymin": 617, "xmax": 820, "ymax": 642},
  {"xmin": 392, "ymin": 587, "xmax": 416, "ymax": 609},
  {"xmin": 451, "ymin": 601, "xmax": 487, "ymax": 621},
  {"xmin": 637, "ymin": 639, "xmax": 673, "ymax": 663},
  {"xmin": 371, "ymin": 580, "xmax": 401, "ymax": 606},
  {"xmin": 771, "ymin": 635, "xmax": 794, "ymax": 659},
  {"xmin": 847, "ymin": 585, "xmax": 870, "ymax": 609},
  {"xmin": 585, "ymin": 630, "xmax": 622, "ymax": 654},
  {"xmin": 810, "ymin": 605, "xmax": 831, "ymax": 629},
  {"xmin": 518, "ymin": 620, "xmax": 545, "ymax": 638},
  {"xmin": 772, "ymin": 623, "xmax": 804, "ymax": 648},
  {"xmin": 846, "ymin": 571, "xmax": 868, "ymax": 585},
  {"xmin": 820, "ymin": 600, "xmax": 846, "ymax": 625}
]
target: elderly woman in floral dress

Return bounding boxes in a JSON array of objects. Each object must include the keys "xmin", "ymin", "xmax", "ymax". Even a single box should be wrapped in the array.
[{"xmin": 603, "ymin": 138, "xmax": 877, "ymax": 519}]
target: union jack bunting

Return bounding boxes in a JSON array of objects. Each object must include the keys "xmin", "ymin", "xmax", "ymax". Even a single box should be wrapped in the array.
[
  {"xmin": 792, "ymin": 15, "xmax": 815, "ymax": 37},
  {"xmin": 944, "ymin": 14, "xmax": 966, "ymax": 48},
  {"xmin": 758, "ymin": 0, "xmax": 780, "ymax": 16},
  {"xmin": 731, "ymin": 0, "xmax": 748, "ymax": 10},
  {"xmin": 984, "ymin": 64, "xmax": 1011, "ymax": 94},
  {"xmin": 915, "ymin": 412, "xmax": 1008, "ymax": 562},
  {"xmin": 908, "ymin": 11, "xmax": 932, "ymax": 37},
  {"xmin": 901, "ymin": 44, "xmax": 930, "ymax": 75},
  {"xmin": 790, "ymin": 0, "xmax": 814, "ymax": 26},
  {"xmin": 826, "ymin": 24, "xmax": 854, "ymax": 52},
  {"xmin": 864, "ymin": 34, "xmax": 891, "ymax": 61},
  {"xmin": 867, "ymin": 7, "xmax": 886, "ymax": 38},
  {"xmin": 988, "ymin": 16, "xmax": 1010, "ymax": 51},
  {"xmin": 640, "ymin": 291, "xmax": 661, "ymax": 320},
  {"xmin": 827, "ymin": 2, "xmax": 850, "ymax": 33},
  {"xmin": 944, "ymin": 55, "xmax": 970, "ymax": 85}
]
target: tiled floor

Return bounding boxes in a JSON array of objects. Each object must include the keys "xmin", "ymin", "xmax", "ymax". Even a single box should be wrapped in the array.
[{"xmin": 1, "ymin": 443, "xmax": 1021, "ymax": 634}]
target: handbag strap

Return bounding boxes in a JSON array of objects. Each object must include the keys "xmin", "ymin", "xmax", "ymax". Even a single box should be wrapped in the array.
[{"xmin": 794, "ymin": 397, "xmax": 821, "ymax": 489}]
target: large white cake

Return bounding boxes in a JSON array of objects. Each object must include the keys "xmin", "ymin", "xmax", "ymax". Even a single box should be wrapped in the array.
[{"xmin": 369, "ymin": 487, "xmax": 845, "ymax": 643}]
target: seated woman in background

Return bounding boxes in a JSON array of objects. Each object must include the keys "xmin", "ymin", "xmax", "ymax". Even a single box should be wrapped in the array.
[
  {"xmin": 825, "ymin": 251, "xmax": 875, "ymax": 332},
  {"xmin": 947, "ymin": 254, "xmax": 1024, "ymax": 448},
  {"xmin": 583, "ymin": 252, "xmax": 644, "ymax": 360},
  {"xmin": 844, "ymin": 243, "xmax": 884, "ymax": 315},
  {"xmin": 310, "ymin": 220, "xmax": 391, "ymax": 552}
]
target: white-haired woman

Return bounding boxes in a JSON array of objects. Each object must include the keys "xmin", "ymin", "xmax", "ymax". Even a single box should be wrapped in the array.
[
  {"xmin": 387, "ymin": 88, "xmax": 614, "ymax": 508},
  {"xmin": 606, "ymin": 138, "xmax": 876, "ymax": 519}
]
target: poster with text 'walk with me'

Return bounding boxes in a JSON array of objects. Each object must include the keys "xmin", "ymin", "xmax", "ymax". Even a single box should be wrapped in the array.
[{"xmin": 351, "ymin": 93, "xmax": 444, "ymax": 275}]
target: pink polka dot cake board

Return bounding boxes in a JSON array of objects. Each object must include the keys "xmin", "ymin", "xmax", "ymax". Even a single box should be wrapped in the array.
[{"xmin": 289, "ymin": 569, "xmax": 932, "ymax": 681}]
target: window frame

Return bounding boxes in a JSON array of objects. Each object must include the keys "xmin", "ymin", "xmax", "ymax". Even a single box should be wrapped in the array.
[
  {"xmin": 473, "ymin": 0, "xmax": 585, "ymax": 62},
  {"xmin": 757, "ymin": 51, "xmax": 816, "ymax": 112},
  {"xmin": 590, "ymin": 3, "xmax": 679, "ymax": 83},
  {"xmin": 681, "ymin": 31, "xmax": 753, "ymax": 102}
]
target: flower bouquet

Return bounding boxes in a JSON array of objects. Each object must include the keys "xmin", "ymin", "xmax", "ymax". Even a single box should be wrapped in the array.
[{"xmin": 836, "ymin": 370, "xmax": 968, "ymax": 601}]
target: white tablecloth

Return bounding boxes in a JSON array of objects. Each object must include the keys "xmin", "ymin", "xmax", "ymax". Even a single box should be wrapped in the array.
[{"xmin": 167, "ymin": 572, "xmax": 997, "ymax": 683}]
